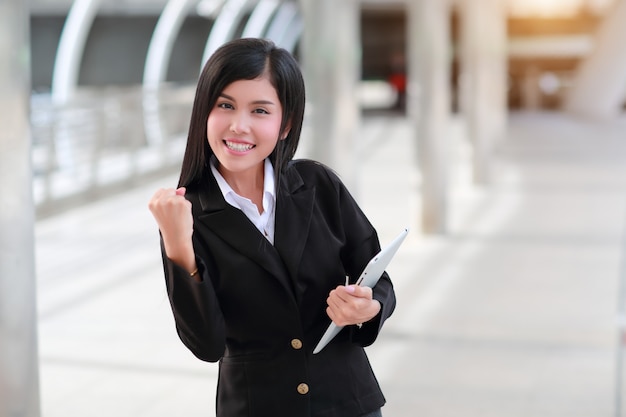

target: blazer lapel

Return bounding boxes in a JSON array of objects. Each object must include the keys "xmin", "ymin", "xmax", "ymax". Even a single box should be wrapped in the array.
[
  {"xmin": 196, "ymin": 173, "xmax": 296, "ymax": 297},
  {"xmin": 274, "ymin": 165, "xmax": 315, "ymax": 299}
]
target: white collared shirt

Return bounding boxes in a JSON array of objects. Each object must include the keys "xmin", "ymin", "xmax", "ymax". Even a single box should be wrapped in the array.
[{"xmin": 210, "ymin": 157, "xmax": 276, "ymax": 244}]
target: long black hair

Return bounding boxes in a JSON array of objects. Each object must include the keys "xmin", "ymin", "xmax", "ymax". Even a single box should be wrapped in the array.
[{"xmin": 177, "ymin": 38, "xmax": 306, "ymax": 192}]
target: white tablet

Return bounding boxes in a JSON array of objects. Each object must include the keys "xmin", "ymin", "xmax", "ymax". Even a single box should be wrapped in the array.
[{"xmin": 313, "ymin": 228, "xmax": 409, "ymax": 354}]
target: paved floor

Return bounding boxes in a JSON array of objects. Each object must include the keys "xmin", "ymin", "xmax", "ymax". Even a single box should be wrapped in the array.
[{"xmin": 35, "ymin": 111, "xmax": 626, "ymax": 416}]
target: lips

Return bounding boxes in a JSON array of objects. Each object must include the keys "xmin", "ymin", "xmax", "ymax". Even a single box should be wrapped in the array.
[{"xmin": 224, "ymin": 140, "xmax": 255, "ymax": 152}]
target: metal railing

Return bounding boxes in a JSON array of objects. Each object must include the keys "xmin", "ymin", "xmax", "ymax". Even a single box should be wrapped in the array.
[{"xmin": 31, "ymin": 84, "xmax": 195, "ymax": 218}]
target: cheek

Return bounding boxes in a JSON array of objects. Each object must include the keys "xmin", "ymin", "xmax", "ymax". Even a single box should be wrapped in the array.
[
  {"xmin": 261, "ymin": 118, "xmax": 284, "ymax": 141},
  {"xmin": 261, "ymin": 125, "xmax": 281, "ymax": 140},
  {"xmin": 206, "ymin": 114, "xmax": 221, "ymax": 138}
]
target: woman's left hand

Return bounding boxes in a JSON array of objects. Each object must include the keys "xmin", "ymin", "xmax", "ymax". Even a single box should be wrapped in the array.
[{"xmin": 326, "ymin": 285, "xmax": 381, "ymax": 327}]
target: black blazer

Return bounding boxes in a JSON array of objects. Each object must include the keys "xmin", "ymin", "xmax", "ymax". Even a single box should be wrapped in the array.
[{"xmin": 161, "ymin": 160, "xmax": 396, "ymax": 417}]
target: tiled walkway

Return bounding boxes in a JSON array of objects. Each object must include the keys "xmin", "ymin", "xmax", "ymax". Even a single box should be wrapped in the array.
[{"xmin": 35, "ymin": 111, "xmax": 626, "ymax": 416}]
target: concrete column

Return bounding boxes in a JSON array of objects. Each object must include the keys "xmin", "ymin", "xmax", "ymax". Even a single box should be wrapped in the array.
[
  {"xmin": 459, "ymin": 0, "xmax": 508, "ymax": 184},
  {"xmin": 520, "ymin": 65, "xmax": 542, "ymax": 111},
  {"xmin": 299, "ymin": 0, "xmax": 361, "ymax": 192},
  {"xmin": 407, "ymin": 0, "xmax": 451, "ymax": 234},
  {"xmin": 0, "ymin": 1, "xmax": 41, "ymax": 417},
  {"xmin": 564, "ymin": 0, "xmax": 626, "ymax": 119}
]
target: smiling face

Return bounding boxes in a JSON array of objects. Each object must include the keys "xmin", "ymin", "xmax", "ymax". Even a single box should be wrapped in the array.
[
  {"xmin": 207, "ymin": 75, "xmax": 286, "ymax": 183},
  {"xmin": 178, "ymin": 39, "xmax": 306, "ymax": 190}
]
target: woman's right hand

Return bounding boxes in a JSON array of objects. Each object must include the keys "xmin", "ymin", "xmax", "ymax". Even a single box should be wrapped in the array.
[{"xmin": 148, "ymin": 187, "xmax": 196, "ymax": 274}]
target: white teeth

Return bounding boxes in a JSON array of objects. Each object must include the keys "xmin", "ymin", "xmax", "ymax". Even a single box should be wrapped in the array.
[{"xmin": 225, "ymin": 141, "xmax": 254, "ymax": 152}]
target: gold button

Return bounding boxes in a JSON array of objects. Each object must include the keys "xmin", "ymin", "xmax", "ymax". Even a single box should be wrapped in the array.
[
  {"xmin": 297, "ymin": 383, "xmax": 309, "ymax": 395},
  {"xmin": 290, "ymin": 338, "xmax": 303, "ymax": 350}
]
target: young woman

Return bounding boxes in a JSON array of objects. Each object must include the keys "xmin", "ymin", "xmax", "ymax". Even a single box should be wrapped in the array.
[{"xmin": 148, "ymin": 38, "xmax": 395, "ymax": 417}]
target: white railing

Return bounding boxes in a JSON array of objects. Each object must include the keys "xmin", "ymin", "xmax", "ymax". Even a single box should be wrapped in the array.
[{"xmin": 31, "ymin": 84, "xmax": 195, "ymax": 218}]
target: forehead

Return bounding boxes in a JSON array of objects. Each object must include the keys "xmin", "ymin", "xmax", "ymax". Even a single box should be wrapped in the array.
[{"xmin": 221, "ymin": 76, "xmax": 279, "ymax": 103}]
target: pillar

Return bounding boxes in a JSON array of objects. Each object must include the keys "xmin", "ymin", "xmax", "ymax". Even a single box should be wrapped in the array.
[
  {"xmin": 407, "ymin": 0, "xmax": 452, "ymax": 234},
  {"xmin": 299, "ymin": 0, "xmax": 361, "ymax": 192},
  {"xmin": 564, "ymin": 0, "xmax": 626, "ymax": 120},
  {"xmin": 0, "ymin": 1, "xmax": 41, "ymax": 417},
  {"xmin": 459, "ymin": 0, "xmax": 508, "ymax": 184}
]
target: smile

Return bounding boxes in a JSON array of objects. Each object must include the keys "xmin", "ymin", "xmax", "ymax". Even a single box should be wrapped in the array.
[{"xmin": 224, "ymin": 140, "xmax": 255, "ymax": 152}]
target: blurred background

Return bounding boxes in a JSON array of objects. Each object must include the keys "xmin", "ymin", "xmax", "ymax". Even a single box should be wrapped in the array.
[{"xmin": 2, "ymin": 0, "xmax": 626, "ymax": 416}]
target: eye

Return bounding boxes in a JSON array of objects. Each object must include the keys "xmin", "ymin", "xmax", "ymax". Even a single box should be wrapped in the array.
[
  {"xmin": 252, "ymin": 108, "xmax": 269, "ymax": 115},
  {"xmin": 217, "ymin": 102, "xmax": 234, "ymax": 110}
]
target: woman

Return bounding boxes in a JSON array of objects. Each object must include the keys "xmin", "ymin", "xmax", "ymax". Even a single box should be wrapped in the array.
[{"xmin": 149, "ymin": 38, "xmax": 395, "ymax": 417}]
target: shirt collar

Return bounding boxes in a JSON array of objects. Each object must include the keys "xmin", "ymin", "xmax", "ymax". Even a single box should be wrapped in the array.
[{"xmin": 210, "ymin": 156, "xmax": 276, "ymax": 203}]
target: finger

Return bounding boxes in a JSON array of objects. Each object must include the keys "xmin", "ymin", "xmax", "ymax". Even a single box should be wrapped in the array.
[
  {"xmin": 149, "ymin": 187, "xmax": 175, "ymax": 203},
  {"xmin": 344, "ymin": 285, "xmax": 373, "ymax": 300},
  {"xmin": 326, "ymin": 292, "xmax": 346, "ymax": 312},
  {"xmin": 148, "ymin": 189, "xmax": 167, "ymax": 211},
  {"xmin": 326, "ymin": 305, "xmax": 349, "ymax": 326},
  {"xmin": 175, "ymin": 187, "xmax": 186, "ymax": 196},
  {"xmin": 149, "ymin": 189, "xmax": 191, "ymax": 222},
  {"xmin": 326, "ymin": 306, "xmax": 340, "ymax": 324},
  {"xmin": 331, "ymin": 286, "xmax": 359, "ymax": 304}
]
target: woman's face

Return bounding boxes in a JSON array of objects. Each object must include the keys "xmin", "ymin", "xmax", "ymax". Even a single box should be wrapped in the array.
[{"xmin": 207, "ymin": 75, "xmax": 285, "ymax": 180}]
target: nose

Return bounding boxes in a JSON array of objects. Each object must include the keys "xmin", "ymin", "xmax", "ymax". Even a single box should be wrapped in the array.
[{"xmin": 229, "ymin": 111, "xmax": 250, "ymax": 135}]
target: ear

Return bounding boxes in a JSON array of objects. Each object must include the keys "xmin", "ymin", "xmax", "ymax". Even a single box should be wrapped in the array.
[{"xmin": 280, "ymin": 120, "xmax": 292, "ymax": 140}]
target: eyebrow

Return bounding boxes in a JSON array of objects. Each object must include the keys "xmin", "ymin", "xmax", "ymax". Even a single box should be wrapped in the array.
[{"xmin": 219, "ymin": 93, "xmax": 276, "ymax": 106}]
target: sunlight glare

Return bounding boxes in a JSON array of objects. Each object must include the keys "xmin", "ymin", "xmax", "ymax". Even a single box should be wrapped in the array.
[{"xmin": 508, "ymin": 0, "xmax": 615, "ymax": 17}]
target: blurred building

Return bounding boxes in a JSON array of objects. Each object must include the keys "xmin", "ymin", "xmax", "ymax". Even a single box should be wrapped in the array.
[
  {"xmin": 29, "ymin": 0, "xmax": 624, "ymax": 110},
  {"xmin": 24, "ymin": 0, "xmax": 626, "ymax": 225},
  {"xmin": 4, "ymin": 1, "xmax": 626, "ymax": 416}
]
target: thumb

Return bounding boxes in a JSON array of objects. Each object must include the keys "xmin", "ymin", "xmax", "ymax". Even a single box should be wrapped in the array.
[{"xmin": 175, "ymin": 187, "xmax": 186, "ymax": 196}]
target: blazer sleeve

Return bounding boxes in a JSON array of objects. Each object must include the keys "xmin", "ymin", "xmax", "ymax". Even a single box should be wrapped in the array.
[
  {"xmin": 161, "ymin": 238, "xmax": 226, "ymax": 362},
  {"xmin": 351, "ymin": 270, "xmax": 394, "ymax": 347},
  {"xmin": 324, "ymin": 167, "xmax": 397, "ymax": 348}
]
